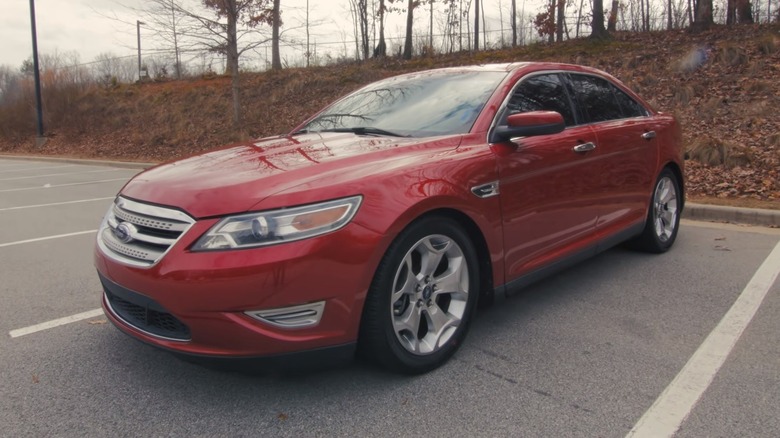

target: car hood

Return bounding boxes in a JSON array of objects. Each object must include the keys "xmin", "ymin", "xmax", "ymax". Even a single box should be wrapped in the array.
[{"xmin": 120, "ymin": 132, "xmax": 460, "ymax": 218}]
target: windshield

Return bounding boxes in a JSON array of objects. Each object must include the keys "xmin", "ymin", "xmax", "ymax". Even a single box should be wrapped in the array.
[{"xmin": 300, "ymin": 71, "xmax": 507, "ymax": 138}]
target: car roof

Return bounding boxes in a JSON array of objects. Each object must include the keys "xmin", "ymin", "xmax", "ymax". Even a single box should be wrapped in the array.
[{"xmin": 414, "ymin": 62, "xmax": 610, "ymax": 76}]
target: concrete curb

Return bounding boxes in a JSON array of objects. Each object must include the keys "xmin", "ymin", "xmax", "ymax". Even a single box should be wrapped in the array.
[
  {"xmin": 2, "ymin": 154, "xmax": 778, "ymax": 227},
  {"xmin": 683, "ymin": 203, "xmax": 780, "ymax": 228}
]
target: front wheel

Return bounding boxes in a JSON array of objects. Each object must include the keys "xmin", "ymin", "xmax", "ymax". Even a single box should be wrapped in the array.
[
  {"xmin": 359, "ymin": 216, "xmax": 480, "ymax": 374},
  {"xmin": 628, "ymin": 168, "xmax": 682, "ymax": 253}
]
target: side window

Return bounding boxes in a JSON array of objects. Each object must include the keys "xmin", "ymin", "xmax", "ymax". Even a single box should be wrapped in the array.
[
  {"xmin": 613, "ymin": 87, "xmax": 648, "ymax": 118},
  {"xmin": 568, "ymin": 74, "xmax": 623, "ymax": 123},
  {"xmin": 504, "ymin": 74, "xmax": 575, "ymax": 126}
]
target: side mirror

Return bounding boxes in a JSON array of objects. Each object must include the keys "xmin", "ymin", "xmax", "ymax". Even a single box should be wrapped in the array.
[{"xmin": 490, "ymin": 111, "xmax": 565, "ymax": 143}]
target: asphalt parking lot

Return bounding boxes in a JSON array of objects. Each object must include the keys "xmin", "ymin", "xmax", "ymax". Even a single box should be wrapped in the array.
[{"xmin": 1, "ymin": 156, "xmax": 778, "ymax": 437}]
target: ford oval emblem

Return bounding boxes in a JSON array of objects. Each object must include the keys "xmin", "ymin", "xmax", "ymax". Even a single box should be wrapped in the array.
[{"xmin": 113, "ymin": 222, "xmax": 136, "ymax": 244}]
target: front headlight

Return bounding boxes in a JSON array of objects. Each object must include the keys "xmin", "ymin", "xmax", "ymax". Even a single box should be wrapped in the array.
[{"xmin": 192, "ymin": 196, "xmax": 362, "ymax": 251}]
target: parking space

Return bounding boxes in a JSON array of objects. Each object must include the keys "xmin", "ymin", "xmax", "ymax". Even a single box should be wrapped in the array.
[
  {"xmin": 1, "ymin": 157, "xmax": 778, "ymax": 437},
  {"xmin": 0, "ymin": 159, "xmax": 141, "ymax": 334}
]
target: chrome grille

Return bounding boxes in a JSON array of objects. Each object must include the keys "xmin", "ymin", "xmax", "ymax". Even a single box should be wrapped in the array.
[{"xmin": 97, "ymin": 197, "xmax": 194, "ymax": 267}]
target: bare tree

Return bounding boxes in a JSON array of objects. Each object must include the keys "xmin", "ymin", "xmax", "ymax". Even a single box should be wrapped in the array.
[
  {"xmin": 510, "ymin": 0, "xmax": 517, "ymax": 46},
  {"xmin": 92, "ymin": 52, "xmax": 137, "ymax": 84},
  {"xmin": 404, "ymin": 0, "xmax": 417, "ymax": 59},
  {"xmin": 730, "ymin": 0, "xmax": 757, "ymax": 23},
  {"xmin": 172, "ymin": 0, "xmax": 273, "ymax": 125},
  {"xmin": 556, "ymin": 0, "xmax": 565, "ymax": 41},
  {"xmin": 270, "ymin": 0, "xmax": 282, "ymax": 69},
  {"xmin": 474, "ymin": 0, "xmax": 481, "ymax": 50},
  {"xmin": 608, "ymin": 0, "xmax": 620, "ymax": 31},
  {"xmin": 348, "ymin": 0, "xmax": 370, "ymax": 60},
  {"xmin": 374, "ymin": 0, "xmax": 388, "ymax": 57},
  {"xmin": 692, "ymin": 0, "xmax": 714, "ymax": 31},
  {"xmin": 0, "ymin": 65, "xmax": 22, "ymax": 105},
  {"xmin": 591, "ymin": 0, "xmax": 610, "ymax": 38}
]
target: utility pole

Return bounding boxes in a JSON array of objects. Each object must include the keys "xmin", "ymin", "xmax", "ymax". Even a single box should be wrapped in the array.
[
  {"xmin": 28, "ymin": 0, "xmax": 45, "ymax": 146},
  {"xmin": 137, "ymin": 20, "xmax": 145, "ymax": 82}
]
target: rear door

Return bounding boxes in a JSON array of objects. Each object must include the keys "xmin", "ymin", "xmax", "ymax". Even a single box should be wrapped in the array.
[{"xmin": 566, "ymin": 73, "xmax": 657, "ymax": 235}]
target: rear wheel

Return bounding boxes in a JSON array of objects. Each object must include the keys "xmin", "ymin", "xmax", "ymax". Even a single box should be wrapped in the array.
[
  {"xmin": 629, "ymin": 168, "xmax": 682, "ymax": 253},
  {"xmin": 359, "ymin": 216, "xmax": 479, "ymax": 374}
]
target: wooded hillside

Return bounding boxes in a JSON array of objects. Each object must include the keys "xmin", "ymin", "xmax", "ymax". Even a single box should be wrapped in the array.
[{"xmin": 1, "ymin": 24, "xmax": 778, "ymax": 205}]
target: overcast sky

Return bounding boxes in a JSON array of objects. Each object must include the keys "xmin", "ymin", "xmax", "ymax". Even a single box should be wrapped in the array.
[{"xmin": 0, "ymin": 0, "xmax": 546, "ymax": 71}]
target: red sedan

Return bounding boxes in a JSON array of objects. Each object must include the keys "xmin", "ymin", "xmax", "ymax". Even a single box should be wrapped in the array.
[{"xmin": 95, "ymin": 62, "xmax": 683, "ymax": 374}]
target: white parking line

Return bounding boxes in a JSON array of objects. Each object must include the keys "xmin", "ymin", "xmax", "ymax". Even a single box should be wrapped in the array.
[
  {"xmin": 0, "ymin": 197, "xmax": 114, "ymax": 212},
  {"xmin": 0, "ymin": 177, "xmax": 129, "ymax": 193},
  {"xmin": 0, "ymin": 164, "xmax": 76, "ymax": 174},
  {"xmin": 0, "ymin": 230, "xmax": 97, "ymax": 248},
  {"xmin": 627, "ymin": 240, "xmax": 780, "ymax": 438},
  {"xmin": 9, "ymin": 309, "xmax": 104, "ymax": 338},
  {"xmin": 0, "ymin": 168, "xmax": 127, "ymax": 181}
]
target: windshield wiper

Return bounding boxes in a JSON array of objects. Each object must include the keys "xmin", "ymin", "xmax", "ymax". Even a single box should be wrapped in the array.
[{"xmin": 321, "ymin": 127, "xmax": 408, "ymax": 138}]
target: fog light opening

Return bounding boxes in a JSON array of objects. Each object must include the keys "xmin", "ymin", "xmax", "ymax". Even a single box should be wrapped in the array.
[{"xmin": 244, "ymin": 301, "xmax": 325, "ymax": 329}]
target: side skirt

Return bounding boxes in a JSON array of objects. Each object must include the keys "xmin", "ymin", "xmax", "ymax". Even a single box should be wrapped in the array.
[{"xmin": 493, "ymin": 222, "xmax": 646, "ymax": 299}]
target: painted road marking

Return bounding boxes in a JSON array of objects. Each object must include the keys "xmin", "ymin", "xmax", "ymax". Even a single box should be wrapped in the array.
[
  {"xmin": 0, "ymin": 177, "xmax": 129, "ymax": 193},
  {"xmin": 0, "ymin": 230, "xmax": 97, "ymax": 248},
  {"xmin": 627, "ymin": 240, "xmax": 780, "ymax": 438},
  {"xmin": 0, "ymin": 168, "xmax": 126, "ymax": 181},
  {"xmin": 9, "ymin": 309, "xmax": 104, "ymax": 338},
  {"xmin": 0, "ymin": 164, "xmax": 76, "ymax": 174},
  {"xmin": 0, "ymin": 197, "xmax": 114, "ymax": 212}
]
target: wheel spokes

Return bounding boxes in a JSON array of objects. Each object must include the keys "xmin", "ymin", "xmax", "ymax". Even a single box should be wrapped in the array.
[
  {"xmin": 390, "ymin": 233, "xmax": 470, "ymax": 356},
  {"xmin": 653, "ymin": 176, "xmax": 678, "ymax": 242}
]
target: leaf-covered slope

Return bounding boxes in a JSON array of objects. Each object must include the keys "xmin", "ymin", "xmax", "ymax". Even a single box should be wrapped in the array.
[{"xmin": 1, "ymin": 24, "xmax": 778, "ymax": 202}]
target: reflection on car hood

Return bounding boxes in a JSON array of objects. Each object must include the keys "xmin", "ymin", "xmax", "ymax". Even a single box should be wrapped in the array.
[{"xmin": 120, "ymin": 132, "xmax": 455, "ymax": 218}]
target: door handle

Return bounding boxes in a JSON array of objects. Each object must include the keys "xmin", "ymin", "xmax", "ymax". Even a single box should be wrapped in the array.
[
  {"xmin": 573, "ymin": 142, "xmax": 596, "ymax": 153},
  {"xmin": 642, "ymin": 131, "xmax": 656, "ymax": 140}
]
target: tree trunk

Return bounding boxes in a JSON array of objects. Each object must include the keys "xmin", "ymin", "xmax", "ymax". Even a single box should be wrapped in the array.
[
  {"xmin": 305, "ymin": 0, "xmax": 310, "ymax": 66},
  {"xmin": 375, "ymin": 0, "xmax": 386, "ymax": 57},
  {"xmin": 511, "ymin": 0, "xmax": 517, "ymax": 46},
  {"xmin": 667, "ymin": 0, "xmax": 673, "ymax": 29},
  {"xmin": 362, "ymin": 0, "xmax": 370, "ymax": 60},
  {"xmin": 727, "ymin": 0, "xmax": 736, "ymax": 24},
  {"xmin": 474, "ymin": 0, "xmax": 480, "ymax": 51},
  {"xmin": 591, "ymin": 0, "xmax": 609, "ymax": 38},
  {"xmin": 271, "ymin": 0, "xmax": 282, "ymax": 70},
  {"xmin": 430, "ymin": 0, "xmax": 434, "ymax": 50},
  {"xmin": 645, "ymin": 0, "xmax": 650, "ymax": 30},
  {"xmin": 736, "ymin": 0, "xmax": 754, "ymax": 22},
  {"xmin": 608, "ymin": 0, "xmax": 619, "ymax": 31},
  {"xmin": 226, "ymin": 0, "xmax": 241, "ymax": 126},
  {"xmin": 691, "ymin": 0, "xmax": 713, "ymax": 31},
  {"xmin": 556, "ymin": 0, "xmax": 564, "ymax": 41},
  {"xmin": 403, "ymin": 0, "xmax": 414, "ymax": 59},
  {"xmin": 687, "ymin": 0, "xmax": 694, "ymax": 26}
]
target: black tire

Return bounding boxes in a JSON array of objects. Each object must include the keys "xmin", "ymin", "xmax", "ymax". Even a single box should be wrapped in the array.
[
  {"xmin": 628, "ymin": 168, "xmax": 682, "ymax": 253},
  {"xmin": 358, "ymin": 216, "xmax": 480, "ymax": 374}
]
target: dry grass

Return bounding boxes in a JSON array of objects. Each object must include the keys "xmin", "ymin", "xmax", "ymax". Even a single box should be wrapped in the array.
[
  {"xmin": 716, "ymin": 43, "xmax": 749, "ymax": 67},
  {"xmin": 757, "ymin": 33, "xmax": 778, "ymax": 54},
  {"xmin": 698, "ymin": 97, "xmax": 724, "ymax": 122},
  {"xmin": 746, "ymin": 80, "xmax": 773, "ymax": 96},
  {"xmin": 686, "ymin": 136, "xmax": 753, "ymax": 169},
  {"xmin": 769, "ymin": 133, "xmax": 780, "ymax": 147},
  {"xmin": 672, "ymin": 84, "xmax": 695, "ymax": 106}
]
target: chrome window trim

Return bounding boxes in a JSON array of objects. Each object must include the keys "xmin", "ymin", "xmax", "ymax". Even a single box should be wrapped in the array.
[{"xmin": 486, "ymin": 69, "xmax": 651, "ymax": 144}]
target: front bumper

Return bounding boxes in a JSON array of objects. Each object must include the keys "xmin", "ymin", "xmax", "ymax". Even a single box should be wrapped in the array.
[{"xmin": 95, "ymin": 219, "xmax": 385, "ymax": 359}]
